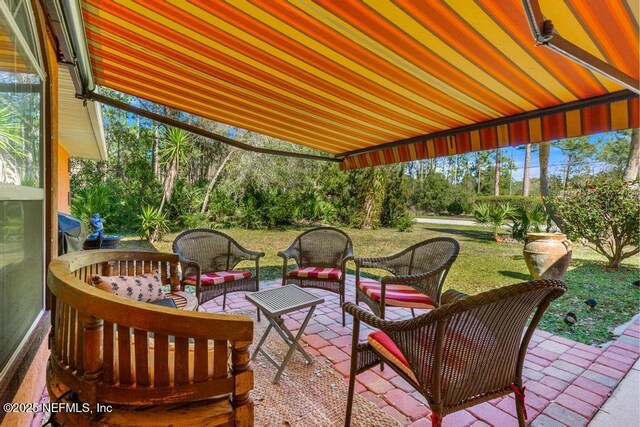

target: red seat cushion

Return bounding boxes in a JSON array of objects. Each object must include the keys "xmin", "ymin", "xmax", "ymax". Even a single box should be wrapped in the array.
[
  {"xmin": 289, "ymin": 267, "xmax": 342, "ymax": 280},
  {"xmin": 358, "ymin": 279, "xmax": 435, "ymax": 308},
  {"xmin": 368, "ymin": 331, "xmax": 417, "ymax": 382},
  {"xmin": 183, "ymin": 270, "xmax": 252, "ymax": 286}
]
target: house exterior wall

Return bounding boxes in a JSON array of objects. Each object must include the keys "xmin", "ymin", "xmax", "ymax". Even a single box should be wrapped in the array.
[
  {"xmin": 0, "ymin": 0, "xmax": 57, "ymax": 419},
  {"xmin": 57, "ymin": 146, "xmax": 70, "ymax": 214}
]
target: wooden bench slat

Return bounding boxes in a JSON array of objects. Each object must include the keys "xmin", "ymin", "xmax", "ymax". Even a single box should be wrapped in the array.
[
  {"xmin": 103, "ymin": 321, "xmax": 114, "ymax": 384},
  {"xmin": 134, "ymin": 329, "xmax": 150, "ymax": 387},
  {"xmin": 174, "ymin": 336, "xmax": 189, "ymax": 386},
  {"xmin": 118, "ymin": 325, "xmax": 132, "ymax": 385},
  {"xmin": 194, "ymin": 338, "xmax": 209, "ymax": 383},
  {"xmin": 154, "ymin": 334, "xmax": 169, "ymax": 387},
  {"xmin": 213, "ymin": 340, "xmax": 227, "ymax": 379}
]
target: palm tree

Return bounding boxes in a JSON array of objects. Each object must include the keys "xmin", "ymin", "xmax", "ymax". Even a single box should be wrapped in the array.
[
  {"xmin": 0, "ymin": 105, "xmax": 26, "ymax": 185},
  {"xmin": 158, "ymin": 127, "xmax": 191, "ymax": 212}
]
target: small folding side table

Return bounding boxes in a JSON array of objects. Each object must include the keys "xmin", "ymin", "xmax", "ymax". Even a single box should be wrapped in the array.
[{"xmin": 246, "ymin": 285, "xmax": 324, "ymax": 383}]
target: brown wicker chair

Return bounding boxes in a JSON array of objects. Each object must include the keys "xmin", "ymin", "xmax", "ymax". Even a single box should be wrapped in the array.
[
  {"xmin": 278, "ymin": 227, "xmax": 353, "ymax": 325},
  {"xmin": 173, "ymin": 229, "xmax": 264, "ymax": 318},
  {"xmin": 354, "ymin": 238, "xmax": 459, "ymax": 319},
  {"xmin": 343, "ymin": 279, "xmax": 566, "ymax": 427}
]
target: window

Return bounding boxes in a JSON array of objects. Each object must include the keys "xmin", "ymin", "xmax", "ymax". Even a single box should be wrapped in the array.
[{"xmin": 0, "ymin": 0, "xmax": 45, "ymax": 373}]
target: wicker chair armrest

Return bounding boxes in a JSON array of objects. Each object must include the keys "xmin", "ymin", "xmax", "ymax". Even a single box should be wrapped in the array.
[
  {"xmin": 237, "ymin": 246, "xmax": 265, "ymax": 260},
  {"xmin": 441, "ymin": 289, "xmax": 470, "ymax": 305},
  {"xmin": 342, "ymin": 302, "xmax": 397, "ymax": 329},
  {"xmin": 177, "ymin": 256, "xmax": 201, "ymax": 275},
  {"xmin": 381, "ymin": 263, "xmax": 447, "ymax": 285},
  {"xmin": 341, "ymin": 246, "xmax": 354, "ymax": 269},
  {"xmin": 354, "ymin": 256, "xmax": 396, "ymax": 272},
  {"xmin": 345, "ymin": 302, "xmax": 442, "ymax": 334},
  {"xmin": 277, "ymin": 243, "xmax": 299, "ymax": 261}
]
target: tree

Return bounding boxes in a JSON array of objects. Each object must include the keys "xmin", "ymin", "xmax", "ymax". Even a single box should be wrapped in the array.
[
  {"xmin": 549, "ymin": 180, "xmax": 639, "ymax": 269},
  {"xmin": 553, "ymin": 137, "xmax": 597, "ymax": 189},
  {"xmin": 539, "ymin": 141, "xmax": 550, "ymax": 197},
  {"xmin": 596, "ymin": 130, "xmax": 631, "ymax": 176},
  {"xmin": 493, "ymin": 148, "xmax": 500, "ymax": 196},
  {"xmin": 159, "ymin": 127, "xmax": 191, "ymax": 212},
  {"xmin": 521, "ymin": 144, "xmax": 532, "ymax": 195},
  {"xmin": 623, "ymin": 128, "xmax": 639, "ymax": 182}
]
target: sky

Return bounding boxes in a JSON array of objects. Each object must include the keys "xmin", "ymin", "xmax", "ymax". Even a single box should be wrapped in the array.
[{"xmin": 494, "ymin": 133, "xmax": 613, "ymax": 179}]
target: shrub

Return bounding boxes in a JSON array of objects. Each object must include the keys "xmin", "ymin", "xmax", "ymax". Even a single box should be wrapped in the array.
[
  {"xmin": 473, "ymin": 202, "xmax": 514, "ymax": 242},
  {"xmin": 137, "ymin": 205, "xmax": 169, "ymax": 242},
  {"xmin": 509, "ymin": 205, "xmax": 548, "ymax": 241},
  {"xmin": 548, "ymin": 180, "xmax": 639, "ymax": 269},
  {"xmin": 395, "ymin": 215, "xmax": 415, "ymax": 232},
  {"xmin": 473, "ymin": 196, "xmax": 542, "ymax": 214},
  {"xmin": 416, "ymin": 173, "xmax": 452, "ymax": 215},
  {"xmin": 71, "ymin": 184, "xmax": 120, "ymax": 229}
]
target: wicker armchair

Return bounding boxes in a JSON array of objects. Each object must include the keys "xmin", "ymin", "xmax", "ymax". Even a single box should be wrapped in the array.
[
  {"xmin": 343, "ymin": 279, "xmax": 566, "ymax": 427},
  {"xmin": 355, "ymin": 238, "xmax": 459, "ymax": 319},
  {"xmin": 173, "ymin": 229, "xmax": 264, "ymax": 317},
  {"xmin": 278, "ymin": 227, "xmax": 353, "ymax": 325}
]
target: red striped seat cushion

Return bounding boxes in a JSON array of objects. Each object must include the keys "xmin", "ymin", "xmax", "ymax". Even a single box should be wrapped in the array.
[
  {"xmin": 368, "ymin": 331, "xmax": 417, "ymax": 383},
  {"xmin": 289, "ymin": 267, "xmax": 342, "ymax": 280},
  {"xmin": 183, "ymin": 270, "xmax": 252, "ymax": 286},
  {"xmin": 358, "ymin": 279, "xmax": 435, "ymax": 309}
]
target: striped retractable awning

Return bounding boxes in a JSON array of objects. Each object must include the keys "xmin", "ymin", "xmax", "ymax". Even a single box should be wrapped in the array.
[{"xmin": 81, "ymin": 0, "xmax": 639, "ymax": 169}]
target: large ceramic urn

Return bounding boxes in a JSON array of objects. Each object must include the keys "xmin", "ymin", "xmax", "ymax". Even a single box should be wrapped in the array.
[{"xmin": 523, "ymin": 233, "xmax": 572, "ymax": 280}]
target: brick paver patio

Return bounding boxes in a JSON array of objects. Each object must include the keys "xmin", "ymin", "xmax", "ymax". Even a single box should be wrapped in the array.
[
  {"xmin": 30, "ymin": 278, "xmax": 639, "ymax": 427},
  {"xmin": 200, "ymin": 278, "xmax": 640, "ymax": 427}
]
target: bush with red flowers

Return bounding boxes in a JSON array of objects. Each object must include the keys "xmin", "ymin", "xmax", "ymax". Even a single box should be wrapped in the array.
[{"xmin": 548, "ymin": 180, "xmax": 639, "ymax": 269}]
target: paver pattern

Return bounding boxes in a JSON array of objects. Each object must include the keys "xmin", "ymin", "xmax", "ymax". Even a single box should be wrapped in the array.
[
  {"xmin": 201, "ymin": 279, "xmax": 639, "ymax": 427},
  {"xmin": 30, "ymin": 278, "xmax": 639, "ymax": 427}
]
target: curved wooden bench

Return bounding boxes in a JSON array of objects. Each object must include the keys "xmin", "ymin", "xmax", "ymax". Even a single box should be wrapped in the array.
[{"xmin": 47, "ymin": 250, "xmax": 254, "ymax": 426}]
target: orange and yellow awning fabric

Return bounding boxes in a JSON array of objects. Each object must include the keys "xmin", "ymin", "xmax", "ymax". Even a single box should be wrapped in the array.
[{"xmin": 80, "ymin": 0, "xmax": 639, "ymax": 169}]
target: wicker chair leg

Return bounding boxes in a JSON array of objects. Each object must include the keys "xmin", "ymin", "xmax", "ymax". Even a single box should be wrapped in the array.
[
  {"xmin": 222, "ymin": 290, "xmax": 227, "ymax": 311},
  {"xmin": 344, "ymin": 319, "xmax": 360, "ymax": 427},
  {"xmin": 411, "ymin": 308, "xmax": 416, "ymax": 318},
  {"xmin": 512, "ymin": 384, "xmax": 528, "ymax": 427},
  {"xmin": 341, "ymin": 293, "xmax": 346, "ymax": 327},
  {"xmin": 430, "ymin": 412, "xmax": 442, "ymax": 427}
]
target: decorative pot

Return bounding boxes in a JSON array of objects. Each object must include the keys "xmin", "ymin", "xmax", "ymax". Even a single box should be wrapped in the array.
[{"xmin": 523, "ymin": 233, "xmax": 572, "ymax": 280}]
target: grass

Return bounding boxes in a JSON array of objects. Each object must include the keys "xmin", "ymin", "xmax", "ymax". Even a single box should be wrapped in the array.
[{"xmin": 119, "ymin": 223, "xmax": 639, "ymax": 345}]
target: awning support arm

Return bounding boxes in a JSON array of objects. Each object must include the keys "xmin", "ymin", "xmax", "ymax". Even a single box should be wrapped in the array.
[
  {"xmin": 86, "ymin": 92, "xmax": 341, "ymax": 163},
  {"xmin": 522, "ymin": 0, "xmax": 639, "ymax": 95}
]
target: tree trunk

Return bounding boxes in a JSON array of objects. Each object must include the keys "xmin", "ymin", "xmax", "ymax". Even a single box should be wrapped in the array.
[
  {"xmin": 159, "ymin": 161, "xmax": 177, "ymax": 213},
  {"xmin": 494, "ymin": 148, "xmax": 500, "ymax": 196},
  {"xmin": 477, "ymin": 158, "xmax": 481, "ymax": 194},
  {"xmin": 623, "ymin": 128, "xmax": 639, "ymax": 182},
  {"xmin": 201, "ymin": 149, "xmax": 236, "ymax": 214},
  {"xmin": 539, "ymin": 141, "xmax": 550, "ymax": 197},
  {"xmin": 522, "ymin": 144, "xmax": 531, "ymax": 196},
  {"xmin": 564, "ymin": 155, "xmax": 572, "ymax": 189},
  {"xmin": 152, "ymin": 125, "xmax": 160, "ymax": 181}
]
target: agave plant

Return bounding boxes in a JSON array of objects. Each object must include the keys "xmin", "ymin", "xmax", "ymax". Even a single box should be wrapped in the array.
[
  {"xmin": 473, "ymin": 202, "xmax": 514, "ymax": 242},
  {"xmin": 138, "ymin": 205, "xmax": 169, "ymax": 242}
]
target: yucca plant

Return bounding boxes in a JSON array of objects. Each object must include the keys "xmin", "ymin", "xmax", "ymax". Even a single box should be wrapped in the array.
[
  {"xmin": 473, "ymin": 202, "xmax": 514, "ymax": 242},
  {"xmin": 138, "ymin": 205, "xmax": 169, "ymax": 242}
]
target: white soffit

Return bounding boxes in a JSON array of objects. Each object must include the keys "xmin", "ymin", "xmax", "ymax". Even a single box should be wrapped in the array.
[{"xmin": 58, "ymin": 68, "xmax": 107, "ymax": 160}]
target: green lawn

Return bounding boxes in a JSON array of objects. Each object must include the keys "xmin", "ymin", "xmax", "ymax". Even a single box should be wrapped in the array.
[{"xmin": 119, "ymin": 223, "xmax": 639, "ymax": 345}]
